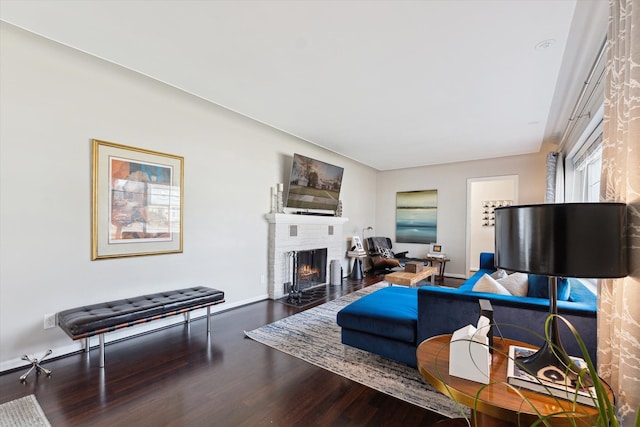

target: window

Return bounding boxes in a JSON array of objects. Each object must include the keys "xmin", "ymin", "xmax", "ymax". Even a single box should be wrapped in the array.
[
  {"xmin": 585, "ymin": 151, "xmax": 602, "ymax": 202},
  {"xmin": 564, "ymin": 117, "xmax": 603, "ymax": 296},
  {"xmin": 573, "ymin": 142, "xmax": 602, "ymax": 202},
  {"xmin": 566, "ymin": 118, "xmax": 603, "ymax": 203}
]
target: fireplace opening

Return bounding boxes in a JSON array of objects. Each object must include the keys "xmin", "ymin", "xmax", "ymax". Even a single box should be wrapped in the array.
[
  {"xmin": 295, "ymin": 248, "xmax": 327, "ymax": 291},
  {"xmin": 284, "ymin": 248, "xmax": 328, "ymax": 304}
]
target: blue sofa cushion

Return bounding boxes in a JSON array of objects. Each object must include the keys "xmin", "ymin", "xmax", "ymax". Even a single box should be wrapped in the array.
[
  {"xmin": 337, "ymin": 287, "xmax": 418, "ymax": 344},
  {"xmin": 528, "ymin": 274, "xmax": 571, "ymax": 301},
  {"xmin": 479, "ymin": 252, "xmax": 495, "ymax": 270},
  {"xmin": 568, "ymin": 279, "xmax": 597, "ymax": 304}
]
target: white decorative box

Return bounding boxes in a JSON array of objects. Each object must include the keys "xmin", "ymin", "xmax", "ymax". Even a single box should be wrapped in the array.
[{"xmin": 449, "ymin": 317, "xmax": 491, "ymax": 384}]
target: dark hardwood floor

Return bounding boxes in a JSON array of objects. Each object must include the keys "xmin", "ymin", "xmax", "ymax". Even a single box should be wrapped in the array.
[{"xmin": 0, "ymin": 274, "xmax": 465, "ymax": 426}]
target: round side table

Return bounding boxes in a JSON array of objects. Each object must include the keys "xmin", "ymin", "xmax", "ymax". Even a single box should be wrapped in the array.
[{"xmin": 417, "ymin": 334, "xmax": 612, "ymax": 427}]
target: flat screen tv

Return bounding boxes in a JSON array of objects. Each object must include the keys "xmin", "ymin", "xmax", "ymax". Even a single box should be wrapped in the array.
[{"xmin": 285, "ymin": 153, "xmax": 344, "ymax": 214}]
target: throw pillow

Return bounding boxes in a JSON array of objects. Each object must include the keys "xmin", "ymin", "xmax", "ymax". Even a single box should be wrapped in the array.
[
  {"xmin": 375, "ymin": 246, "xmax": 394, "ymax": 259},
  {"xmin": 490, "ymin": 269, "xmax": 508, "ymax": 280},
  {"xmin": 527, "ymin": 275, "xmax": 571, "ymax": 301},
  {"xmin": 472, "ymin": 274, "xmax": 512, "ymax": 295},
  {"xmin": 497, "ymin": 272, "xmax": 528, "ymax": 297}
]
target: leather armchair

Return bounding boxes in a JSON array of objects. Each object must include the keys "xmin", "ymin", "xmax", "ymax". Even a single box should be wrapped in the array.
[{"xmin": 365, "ymin": 236, "xmax": 427, "ymax": 274}]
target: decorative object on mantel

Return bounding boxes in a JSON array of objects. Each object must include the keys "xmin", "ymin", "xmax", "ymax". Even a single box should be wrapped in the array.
[
  {"xmin": 277, "ymin": 182, "xmax": 284, "ymax": 213},
  {"xmin": 481, "ymin": 200, "xmax": 512, "ymax": 227},
  {"xmin": 270, "ymin": 185, "xmax": 277, "ymax": 213},
  {"xmin": 335, "ymin": 200, "xmax": 342, "ymax": 217}
]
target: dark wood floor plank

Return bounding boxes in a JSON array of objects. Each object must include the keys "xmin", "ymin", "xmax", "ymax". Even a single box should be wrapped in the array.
[{"xmin": 1, "ymin": 275, "xmax": 464, "ymax": 426}]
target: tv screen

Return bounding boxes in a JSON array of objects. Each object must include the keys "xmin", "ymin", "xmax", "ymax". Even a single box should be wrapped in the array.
[{"xmin": 285, "ymin": 153, "xmax": 344, "ymax": 213}]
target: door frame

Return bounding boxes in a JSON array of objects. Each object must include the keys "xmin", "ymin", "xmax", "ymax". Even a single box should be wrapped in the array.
[{"xmin": 465, "ymin": 175, "xmax": 518, "ymax": 277}]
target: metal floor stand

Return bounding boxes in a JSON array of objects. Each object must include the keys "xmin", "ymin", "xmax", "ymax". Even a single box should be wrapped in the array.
[{"xmin": 19, "ymin": 349, "xmax": 52, "ymax": 382}]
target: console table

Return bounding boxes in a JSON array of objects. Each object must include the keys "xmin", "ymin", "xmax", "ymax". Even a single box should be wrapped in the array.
[
  {"xmin": 426, "ymin": 255, "xmax": 450, "ymax": 284},
  {"xmin": 417, "ymin": 334, "xmax": 612, "ymax": 427}
]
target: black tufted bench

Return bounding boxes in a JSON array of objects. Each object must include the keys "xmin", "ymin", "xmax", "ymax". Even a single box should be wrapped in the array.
[{"xmin": 57, "ymin": 286, "xmax": 225, "ymax": 367}]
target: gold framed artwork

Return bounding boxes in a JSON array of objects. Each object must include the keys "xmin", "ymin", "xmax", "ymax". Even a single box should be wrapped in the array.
[{"xmin": 92, "ymin": 139, "xmax": 183, "ymax": 260}]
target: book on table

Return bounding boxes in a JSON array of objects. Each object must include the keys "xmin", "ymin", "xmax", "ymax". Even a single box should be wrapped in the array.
[
  {"xmin": 427, "ymin": 253, "xmax": 446, "ymax": 258},
  {"xmin": 347, "ymin": 250, "xmax": 366, "ymax": 257},
  {"xmin": 506, "ymin": 345, "xmax": 598, "ymax": 407}
]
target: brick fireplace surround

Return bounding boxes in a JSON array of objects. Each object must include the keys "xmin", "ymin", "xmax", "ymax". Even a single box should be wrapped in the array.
[{"xmin": 265, "ymin": 213, "xmax": 349, "ymax": 299}]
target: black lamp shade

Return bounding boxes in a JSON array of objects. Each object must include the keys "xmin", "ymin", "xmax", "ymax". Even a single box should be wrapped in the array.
[{"xmin": 494, "ymin": 203, "xmax": 627, "ymax": 278}]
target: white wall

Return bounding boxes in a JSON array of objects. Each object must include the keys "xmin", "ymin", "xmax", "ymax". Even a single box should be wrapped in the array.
[
  {"xmin": 0, "ymin": 23, "xmax": 377, "ymax": 370},
  {"xmin": 467, "ymin": 176, "xmax": 518, "ymax": 272},
  {"xmin": 375, "ymin": 154, "xmax": 547, "ymax": 279}
]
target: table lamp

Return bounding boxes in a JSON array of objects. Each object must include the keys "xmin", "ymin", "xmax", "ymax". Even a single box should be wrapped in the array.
[
  {"xmin": 362, "ymin": 226, "xmax": 373, "ymax": 240},
  {"xmin": 494, "ymin": 202, "xmax": 627, "ymax": 381}
]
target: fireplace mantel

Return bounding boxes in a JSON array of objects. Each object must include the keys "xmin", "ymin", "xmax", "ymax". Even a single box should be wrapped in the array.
[
  {"xmin": 265, "ymin": 213, "xmax": 349, "ymax": 226},
  {"xmin": 265, "ymin": 213, "xmax": 349, "ymax": 299}
]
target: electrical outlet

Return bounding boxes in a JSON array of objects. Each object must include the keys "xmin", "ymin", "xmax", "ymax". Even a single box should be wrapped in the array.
[{"xmin": 44, "ymin": 313, "xmax": 56, "ymax": 329}]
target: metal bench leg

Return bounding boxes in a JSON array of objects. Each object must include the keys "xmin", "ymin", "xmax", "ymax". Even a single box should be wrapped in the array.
[
  {"xmin": 99, "ymin": 334, "xmax": 105, "ymax": 368},
  {"xmin": 85, "ymin": 337, "xmax": 90, "ymax": 352},
  {"xmin": 185, "ymin": 312, "xmax": 191, "ymax": 323},
  {"xmin": 207, "ymin": 306, "xmax": 211, "ymax": 333}
]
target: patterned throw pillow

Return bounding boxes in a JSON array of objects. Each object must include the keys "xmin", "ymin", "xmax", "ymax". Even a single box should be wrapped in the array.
[{"xmin": 376, "ymin": 246, "xmax": 394, "ymax": 259}]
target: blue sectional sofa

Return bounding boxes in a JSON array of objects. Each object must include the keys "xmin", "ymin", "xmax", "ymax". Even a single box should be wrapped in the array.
[{"xmin": 336, "ymin": 252, "xmax": 598, "ymax": 367}]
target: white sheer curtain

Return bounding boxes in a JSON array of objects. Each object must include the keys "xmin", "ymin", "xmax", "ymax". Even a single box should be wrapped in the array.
[
  {"xmin": 544, "ymin": 152, "xmax": 564, "ymax": 203},
  {"xmin": 598, "ymin": 0, "xmax": 640, "ymax": 423}
]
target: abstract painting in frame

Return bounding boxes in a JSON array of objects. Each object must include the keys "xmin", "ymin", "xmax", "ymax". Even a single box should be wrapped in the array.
[
  {"xmin": 396, "ymin": 190, "xmax": 437, "ymax": 244},
  {"xmin": 92, "ymin": 139, "xmax": 183, "ymax": 259}
]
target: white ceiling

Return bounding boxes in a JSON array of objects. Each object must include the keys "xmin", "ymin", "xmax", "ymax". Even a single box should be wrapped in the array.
[{"xmin": 0, "ymin": 0, "xmax": 608, "ymax": 170}]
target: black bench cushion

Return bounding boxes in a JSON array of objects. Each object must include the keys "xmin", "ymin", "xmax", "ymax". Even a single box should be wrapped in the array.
[{"xmin": 57, "ymin": 286, "xmax": 224, "ymax": 339}]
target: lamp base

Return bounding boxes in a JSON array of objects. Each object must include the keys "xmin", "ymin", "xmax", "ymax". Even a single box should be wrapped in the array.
[
  {"xmin": 517, "ymin": 275, "xmax": 593, "ymax": 388},
  {"xmin": 517, "ymin": 335, "xmax": 593, "ymax": 388}
]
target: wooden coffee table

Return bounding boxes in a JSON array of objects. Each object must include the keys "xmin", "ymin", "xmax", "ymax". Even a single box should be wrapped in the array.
[
  {"xmin": 384, "ymin": 266, "xmax": 438, "ymax": 287},
  {"xmin": 417, "ymin": 334, "xmax": 613, "ymax": 427}
]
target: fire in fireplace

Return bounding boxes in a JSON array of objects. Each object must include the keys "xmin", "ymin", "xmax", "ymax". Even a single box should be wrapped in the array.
[{"xmin": 295, "ymin": 248, "xmax": 327, "ymax": 290}]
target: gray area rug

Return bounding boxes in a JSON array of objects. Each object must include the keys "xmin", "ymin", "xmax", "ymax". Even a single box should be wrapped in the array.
[
  {"xmin": 0, "ymin": 395, "xmax": 51, "ymax": 427},
  {"xmin": 245, "ymin": 283, "xmax": 469, "ymax": 419}
]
